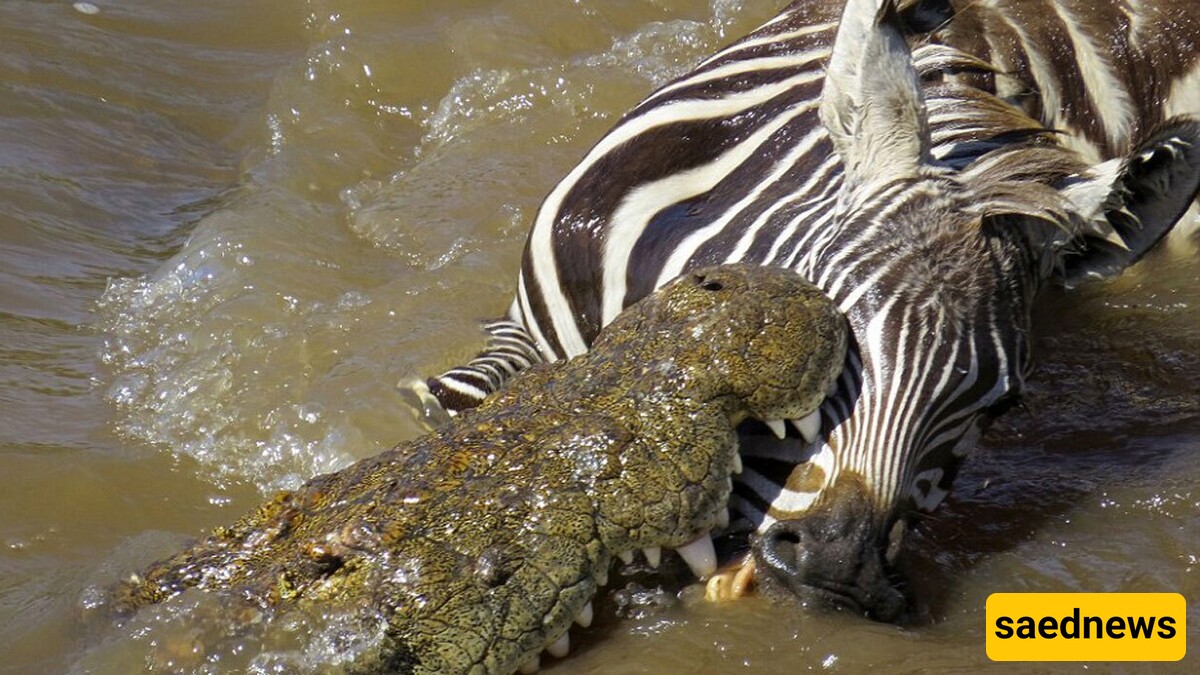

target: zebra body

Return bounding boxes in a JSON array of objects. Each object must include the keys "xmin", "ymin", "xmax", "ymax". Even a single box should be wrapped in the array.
[{"xmin": 419, "ymin": 0, "xmax": 1200, "ymax": 619}]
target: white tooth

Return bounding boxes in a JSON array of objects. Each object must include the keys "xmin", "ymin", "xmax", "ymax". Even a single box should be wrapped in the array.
[
  {"xmin": 547, "ymin": 632, "xmax": 570, "ymax": 658},
  {"xmin": 716, "ymin": 508, "xmax": 730, "ymax": 530},
  {"xmin": 575, "ymin": 601, "xmax": 594, "ymax": 628},
  {"xmin": 827, "ymin": 379, "xmax": 839, "ymax": 397},
  {"xmin": 595, "ymin": 566, "xmax": 608, "ymax": 587},
  {"xmin": 765, "ymin": 419, "xmax": 787, "ymax": 439},
  {"xmin": 617, "ymin": 550, "xmax": 633, "ymax": 565},
  {"xmin": 519, "ymin": 655, "xmax": 541, "ymax": 674},
  {"xmin": 643, "ymin": 546, "xmax": 661, "ymax": 568},
  {"xmin": 676, "ymin": 534, "xmax": 717, "ymax": 579},
  {"xmin": 792, "ymin": 410, "xmax": 821, "ymax": 444},
  {"xmin": 732, "ymin": 453, "xmax": 743, "ymax": 474}
]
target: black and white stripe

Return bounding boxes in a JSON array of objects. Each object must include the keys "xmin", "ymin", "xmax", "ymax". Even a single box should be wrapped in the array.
[{"xmin": 424, "ymin": 316, "xmax": 543, "ymax": 416}]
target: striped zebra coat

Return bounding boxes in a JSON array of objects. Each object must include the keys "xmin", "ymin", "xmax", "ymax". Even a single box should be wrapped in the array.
[{"xmin": 414, "ymin": 0, "xmax": 1200, "ymax": 620}]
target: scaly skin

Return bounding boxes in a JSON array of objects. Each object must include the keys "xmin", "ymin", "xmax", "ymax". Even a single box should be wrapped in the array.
[{"xmin": 112, "ymin": 264, "xmax": 847, "ymax": 675}]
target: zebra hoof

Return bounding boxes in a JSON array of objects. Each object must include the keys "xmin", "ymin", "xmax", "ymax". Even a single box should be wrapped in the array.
[{"xmin": 396, "ymin": 376, "xmax": 455, "ymax": 429}]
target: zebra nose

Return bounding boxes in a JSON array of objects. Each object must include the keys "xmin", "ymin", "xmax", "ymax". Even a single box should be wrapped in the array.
[
  {"xmin": 753, "ymin": 495, "xmax": 907, "ymax": 621},
  {"xmin": 757, "ymin": 516, "xmax": 866, "ymax": 589}
]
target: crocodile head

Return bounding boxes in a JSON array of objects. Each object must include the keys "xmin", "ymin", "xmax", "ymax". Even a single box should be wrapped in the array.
[
  {"xmin": 105, "ymin": 264, "xmax": 846, "ymax": 674},
  {"xmin": 589, "ymin": 264, "xmax": 849, "ymax": 425}
]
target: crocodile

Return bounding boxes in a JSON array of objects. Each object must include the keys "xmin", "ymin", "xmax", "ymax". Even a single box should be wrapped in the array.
[{"xmin": 109, "ymin": 264, "xmax": 848, "ymax": 675}]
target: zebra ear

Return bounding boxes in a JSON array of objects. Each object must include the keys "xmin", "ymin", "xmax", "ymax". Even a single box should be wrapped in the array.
[
  {"xmin": 1058, "ymin": 118, "xmax": 1200, "ymax": 283},
  {"xmin": 820, "ymin": 0, "xmax": 930, "ymax": 188}
]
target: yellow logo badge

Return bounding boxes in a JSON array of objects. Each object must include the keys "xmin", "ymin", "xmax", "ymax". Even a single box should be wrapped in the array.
[{"xmin": 986, "ymin": 593, "xmax": 1186, "ymax": 661}]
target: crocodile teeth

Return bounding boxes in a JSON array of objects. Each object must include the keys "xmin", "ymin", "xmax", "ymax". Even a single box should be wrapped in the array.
[
  {"xmin": 595, "ymin": 565, "xmax": 608, "ymax": 587},
  {"xmin": 617, "ymin": 550, "xmax": 634, "ymax": 565},
  {"xmin": 643, "ymin": 546, "xmax": 661, "ymax": 568},
  {"xmin": 716, "ymin": 508, "xmax": 730, "ymax": 530},
  {"xmin": 792, "ymin": 410, "xmax": 821, "ymax": 444},
  {"xmin": 732, "ymin": 453, "xmax": 742, "ymax": 474},
  {"xmin": 676, "ymin": 534, "xmax": 717, "ymax": 579},
  {"xmin": 764, "ymin": 418, "xmax": 787, "ymax": 439},
  {"xmin": 547, "ymin": 632, "xmax": 570, "ymax": 658},
  {"xmin": 575, "ymin": 601, "xmax": 594, "ymax": 628},
  {"xmin": 827, "ymin": 379, "xmax": 839, "ymax": 397},
  {"xmin": 519, "ymin": 655, "xmax": 540, "ymax": 674}
]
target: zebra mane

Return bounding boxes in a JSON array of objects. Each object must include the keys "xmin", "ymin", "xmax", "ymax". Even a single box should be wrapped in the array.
[{"xmin": 911, "ymin": 44, "xmax": 1103, "ymax": 238}]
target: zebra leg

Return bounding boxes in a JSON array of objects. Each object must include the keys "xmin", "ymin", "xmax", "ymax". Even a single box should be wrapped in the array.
[{"xmin": 398, "ymin": 317, "xmax": 544, "ymax": 425}]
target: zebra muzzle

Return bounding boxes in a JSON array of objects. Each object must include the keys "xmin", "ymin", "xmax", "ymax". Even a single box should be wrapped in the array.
[{"xmin": 751, "ymin": 476, "xmax": 908, "ymax": 622}]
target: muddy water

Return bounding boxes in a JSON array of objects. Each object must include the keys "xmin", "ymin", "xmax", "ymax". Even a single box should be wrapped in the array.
[{"xmin": 0, "ymin": 1, "xmax": 1195, "ymax": 673}]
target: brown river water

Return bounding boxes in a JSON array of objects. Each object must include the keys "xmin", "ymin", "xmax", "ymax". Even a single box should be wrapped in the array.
[{"xmin": 0, "ymin": 1, "xmax": 1196, "ymax": 673}]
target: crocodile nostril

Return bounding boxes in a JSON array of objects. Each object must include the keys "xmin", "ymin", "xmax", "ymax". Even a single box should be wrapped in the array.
[
  {"xmin": 692, "ymin": 273, "xmax": 725, "ymax": 291},
  {"xmin": 475, "ymin": 548, "xmax": 515, "ymax": 588}
]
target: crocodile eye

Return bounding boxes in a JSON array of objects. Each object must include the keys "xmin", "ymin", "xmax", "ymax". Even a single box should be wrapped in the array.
[{"xmin": 692, "ymin": 273, "xmax": 724, "ymax": 291}]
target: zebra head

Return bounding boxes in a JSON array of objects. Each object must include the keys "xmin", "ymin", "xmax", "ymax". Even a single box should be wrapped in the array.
[{"xmin": 748, "ymin": 0, "xmax": 1200, "ymax": 621}]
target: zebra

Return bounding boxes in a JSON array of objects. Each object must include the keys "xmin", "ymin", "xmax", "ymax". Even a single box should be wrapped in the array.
[{"xmin": 408, "ymin": 0, "xmax": 1200, "ymax": 621}]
